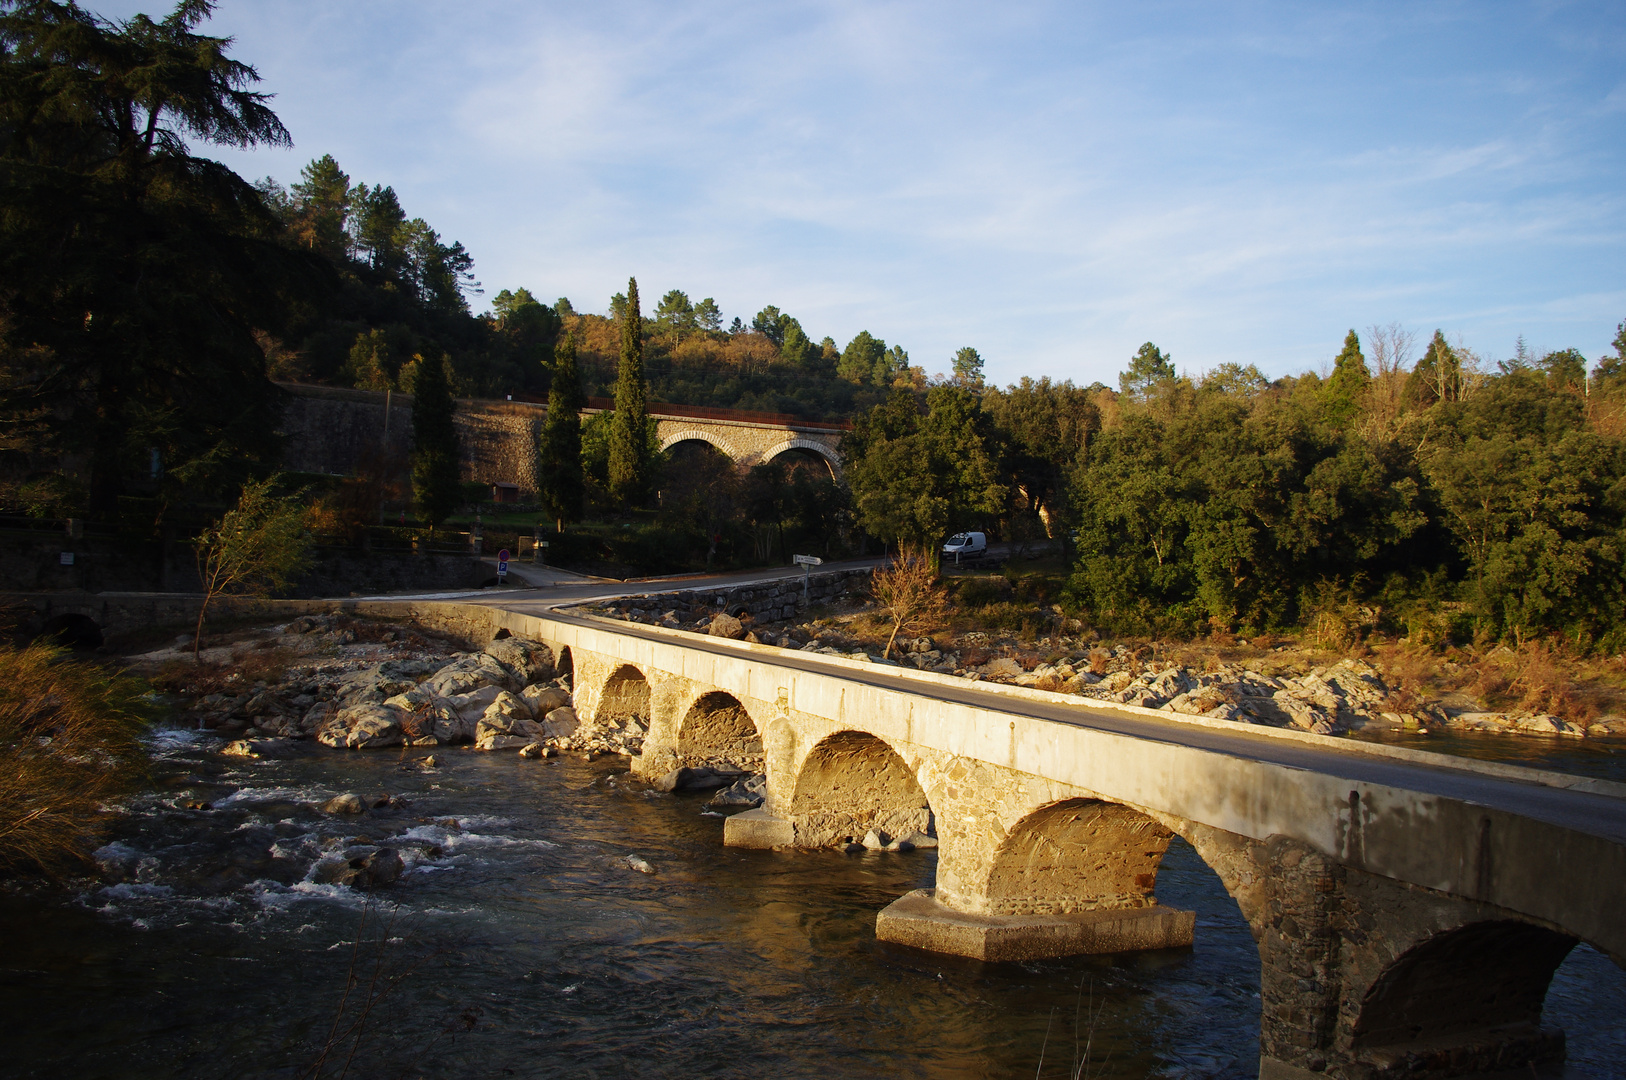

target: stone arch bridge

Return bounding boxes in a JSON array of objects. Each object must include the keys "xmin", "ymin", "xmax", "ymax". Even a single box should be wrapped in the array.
[
  {"xmin": 61, "ymin": 582, "xmax": 1615, "ymax": 1080},
  {"xmin": 580, "ymin": 400, "xmax": 846, "ymax": 477},
  {"xmin": 444, "ymin": 598, "xmax": 1626, "ymax": 1080}
]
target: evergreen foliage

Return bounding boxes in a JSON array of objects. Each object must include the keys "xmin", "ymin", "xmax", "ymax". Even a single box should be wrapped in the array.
[
  {"xmin": 410, "ymin": 353, "xmax": 460, "ymax": 527},
  {"xmin": 844, "ymin": 384, "xmax": 1004, "ymax": 558},
  {"xmin": 538, "ymin": 333, "xmax": 585, "ymax": 529},
  {"xmin": 1119, "ymin": 342, "xmax": 1175, "ymax": 398},
  {"xmin": 608, "ymin": 277, "xmax": 651, "ymax": 503},
  {"xmin": 0, "ymin": 0, "xmax": 326, "ymax": 514},
  {"xmin": 1324, "ymin": 330, "xmax": 1370, "ymax": 424}
]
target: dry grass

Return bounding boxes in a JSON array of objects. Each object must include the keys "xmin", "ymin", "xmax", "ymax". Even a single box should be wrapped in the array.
[
  {"xmin": 1368, "ymin": 639, "xmax": 1625, "ymax": 721},
  {"xmin": 0, "ymin": 644, "xmax": 152, "ymax": 875},
  {"xmin": 149, "ymin": 643, "xmax": 301, "ymax": 696}
]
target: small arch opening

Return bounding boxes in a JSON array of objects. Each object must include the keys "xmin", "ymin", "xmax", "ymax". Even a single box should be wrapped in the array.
[
  {"xmin": 677, "ymin": 691, "xmax": 762, "ymax": 772},
  {"xmin": 555, "ymin": 647, "xmax": 573, "ymax": 690},
  {"xmin": 789, "ymin": 731, "xmax": 932, "ymax": 847},
  {"xmin": 1353, "ymin": 920, "xmax": 1577, "ymax": 1050},
  {"xmin": 982, "ymin": 798, "xmax": 1174, "ymax": 916},
  {"xmin": 598, "ymin": 664, "xmax": 650, "ymax": 727},
  {"xmin": 39, "ymin": 613, "xmax": 103, "ymax": 651}
]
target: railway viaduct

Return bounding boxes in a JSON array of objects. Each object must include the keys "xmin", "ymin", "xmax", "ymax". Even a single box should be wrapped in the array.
[
  {"xmin": 276, "ymin": 383, "xmax": 847, "ymax": 495},
  {"xmin": 467, "ymin": 599, "xmax": 1625, "ymax": 1080}
]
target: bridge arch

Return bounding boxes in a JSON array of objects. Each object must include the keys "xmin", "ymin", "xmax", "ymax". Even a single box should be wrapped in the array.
[
  {"xmin": 659, "ymin": 428, "xmax": 741, "ymax": 461},
  {"xmin": 760, "ymin": 437, "xmax": 841, "ymax": 478},
  {"xmin": 677, "ymin": 691, "xmax": 764, "ymax": 772},
  {"xmin": 1352, "ymin": 919, "xmax": 1577, "ymax": 1054},
  {"xmin": 594, "ymin": 663, "xmax": 651, "ymax": 728},
  {"xmin": 788, "ymin": 730, "xmax": 933, "ymax": 848},
  {"xmin": 39, "ymin": 612, "xmax": 104, "ymax": 650},
  {"xmin": 978, "ymin": 798, "xmax": 1175, "ymax": 916}
]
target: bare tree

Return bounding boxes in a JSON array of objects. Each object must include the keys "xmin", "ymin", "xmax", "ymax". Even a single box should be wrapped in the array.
[
  {"xmin": 871, "ymin": 553, "xmax": 949, "ymax": 660},
  {"xmin": 193, "ymin": 477, "xmax": 312, "ymax": 660},
  {"xmin": 1364, "ymin": 322, "xmax": 1417, "ymax": 432}
]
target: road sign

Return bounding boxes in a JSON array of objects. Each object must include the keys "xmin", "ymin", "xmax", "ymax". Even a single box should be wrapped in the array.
[
  {"xmin": 794, "ymin": 554, "xmax": 822, "ymax": 566},
  {"xmin": 497, "ymin": 560, "xmax": 509, "ymax": 573},
  {"xmin": 497, "ymin": 548, "xmax": 510, "ymax": 562}
]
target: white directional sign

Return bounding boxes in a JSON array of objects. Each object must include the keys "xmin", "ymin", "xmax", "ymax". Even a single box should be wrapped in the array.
[{"xmin": 794, "ymin": 554, "xmax": 822, "ymax": 566}]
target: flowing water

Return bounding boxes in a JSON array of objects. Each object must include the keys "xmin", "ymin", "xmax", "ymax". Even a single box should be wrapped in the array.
[{"xmin": 2, "ymin": 723, "xmax": 1622, "ymax": 1079}]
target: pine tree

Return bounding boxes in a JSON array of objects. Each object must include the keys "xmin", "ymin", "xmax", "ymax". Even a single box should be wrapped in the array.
[
  {"xmin": 1119, "ymin": 343, "xmax": 1175, "ymax": 398},
  {"xmin": 1324, "ymin": 329, "xmax": 1371, "ymax": 425},
  {"xmin": 608, "ymin": 276, "xmax": 650, "ymax": 503},
  {"xmin": 539, "ymin": 334, "xmax": 585, "ymax": 530},
  {"xmin": 411, "ymin": 355, "xmax": 461, "ymax": 528}
]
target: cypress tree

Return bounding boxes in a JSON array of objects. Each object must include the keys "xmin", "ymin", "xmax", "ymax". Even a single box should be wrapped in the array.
[
  {"xmin": 411, "ymin": 354, "xmax": 461, "ymax": 528},
  {"xmin": 608, "ymin": 276, "xmax": 650, "ymax": 503},
  {"xmin": 1324, "ymin": 329, "xmax": 1371, "ymax": 425},
  {"xmin": 538, "ymin": 334, "xmax": 585, "ymax": 530}
]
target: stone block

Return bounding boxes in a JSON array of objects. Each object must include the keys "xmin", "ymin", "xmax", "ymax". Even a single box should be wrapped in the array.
[
  {"xmin": 874, "ymin": 889, "xmax": 1195, "ymax": 962},
  {"xmin": 722, "ymin": 807, "xmax": 794, "ymax": 848}
]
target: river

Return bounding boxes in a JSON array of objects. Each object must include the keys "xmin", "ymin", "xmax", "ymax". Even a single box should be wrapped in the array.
[{"xmin": 2, "ymin": 722, "xmax": 1622, "ymax": 1078}]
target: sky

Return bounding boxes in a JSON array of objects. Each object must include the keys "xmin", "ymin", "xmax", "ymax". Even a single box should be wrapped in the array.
[{"xmin": 97, "ymin": 0, "xmax": 1626, "ymax": 386}]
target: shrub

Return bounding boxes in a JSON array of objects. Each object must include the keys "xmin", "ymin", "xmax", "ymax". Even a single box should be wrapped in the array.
[{"xmin": 0, "ymin": 645, "xmax": 152, "ymax": 874}]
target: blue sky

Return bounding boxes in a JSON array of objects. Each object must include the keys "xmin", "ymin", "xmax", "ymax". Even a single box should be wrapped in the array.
[{"xmin": 101, "ymin": 0, "xmax": 1626, "ymax": 386}]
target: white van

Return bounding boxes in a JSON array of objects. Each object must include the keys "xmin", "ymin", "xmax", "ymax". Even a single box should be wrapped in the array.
[{"xmin": 942, "ymin": 531, "xmax": 987, "ymax": 560}]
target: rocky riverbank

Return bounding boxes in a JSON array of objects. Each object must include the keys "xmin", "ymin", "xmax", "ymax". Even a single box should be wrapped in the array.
[
  {"xmin": 586, "ymin": 595, "xmax": 1626, "ymax": 742},
  {"xmin": 143, "ymin": 614, "xmax": 636, "ymax": 759}
]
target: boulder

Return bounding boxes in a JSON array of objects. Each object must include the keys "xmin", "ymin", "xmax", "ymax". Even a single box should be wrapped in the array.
[
  {"xmin": 653, "ymin": 766, "xmax": 740, "ymax": 792},
  {"xmin": 979, "ymin": 657, "xmax": 1023, "ymax": 679},
  {"xmin": 522, "ymin": 685, "xmax": 571, "ymax": 715},
  {"xmin": 707, "ymin": 773, "xmax": 767, "ymax": 808},
  {"xmin": 312, "ymin": 847, "xmax": 404, "ymax": 889},
  {"xmin": 861, "ymin": 829, "xmax": 889, "ymax": 851},
  {"xmin": 383, "ymin": 685, "xmax": 438, "ymax": 711},
  {"xmin": 1515, "ymin": 714, "xmax": 1585, "ymax": 737},
  {"xmin": 474, "ymin": 732, "xmax": 532, "ymax": 751},
  {"xmin": 426, "ymin": 652, "xmax": 519, "ymax": 697},
  {"xmin": 474, "ymin": 712, "xmax": 542, "ymax": 744},
  {"xmin": 301, "ymin": 700, "xmax": 337, "ymax": 735},
  {"xmin": 348, "ymin": 717, "xmax": 405, "ymax": 750},
  {"xmin": 427, "ymin": 701, "xmax": 474, "ymax": 745},
  {"xmin": 221, "ymin": 737, "xmax": 301, "ymax": 759},
  {"xmin": 1167, "ymin": 687, "xmax": 1229, "ymax": 716},
  {"xmin": 541, "ymin": 706, "xmax": 579, "ymax": 740},
  {"xmin": 326, "ymin": 703, "xmax": 408, "ymax": 749},
  {"xmin": 485, "ymin": 637, "xmax": 554, "ymax": 685},
  {"xmin": 1588, "ymin": 716, "xmax": 1626, "ymax": 737},
  {"xmin": 482, "ymin": 690, "xmax": 533, "ymax": 722},
  {"xmin": 323, "ymin": 793, "xmax": 367, "ymax": 814},
  {"xmin": 445, "ymin": 684, "xmax": 506, "ymax": 721},
  {"xmin": 708, "ymin": 613, "xmax": 745, "ymax": 639}
]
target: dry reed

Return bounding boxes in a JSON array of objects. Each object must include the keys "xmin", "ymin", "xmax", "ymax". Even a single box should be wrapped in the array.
[{"xmin": 0, "ymin": 644, "xmax": 152, "ymax": 874}]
